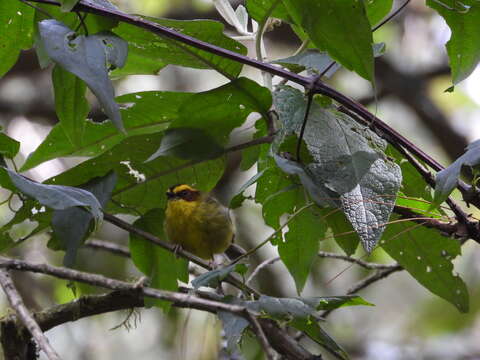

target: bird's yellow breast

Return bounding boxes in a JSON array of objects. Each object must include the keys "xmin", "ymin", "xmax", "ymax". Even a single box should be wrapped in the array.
[{"xmin": 165, "ymin": 194, "xmax": 233, "ymax": 260}]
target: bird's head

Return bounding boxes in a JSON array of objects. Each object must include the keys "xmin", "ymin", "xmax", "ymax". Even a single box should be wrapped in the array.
[{"xmin": 166, "ymin": 184, "xmax": 201, "ymax": 202}]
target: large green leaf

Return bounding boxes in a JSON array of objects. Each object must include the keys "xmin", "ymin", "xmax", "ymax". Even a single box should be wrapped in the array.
[
  {"xmin": 0, "ymin": 0, "xmax": 34, "ymax": 77},
  {"xmin": 112, "ymin": 17, "xmax": 246, "ymax": 78},
  {"xmin": 282, "ymin": 0, "xmax": 374, "ymax": 81},
  {"xmin": 279, "ymin": 207, "xmax": 324, "ymax": 293},
  {"xmin": 130, "ymin": 208, "xmax": 188, "ymax": 310},
  {"xmin": 365, "ymin": 0, "xmax": 393, "ymax": 26},
  {"xmin": 21, "ymin": 91, "xmax": 189, "ymax": 171},
  {"xmin": 52, "ymin": 66, "xmax": 89, "ymax": 148},
  {"xmin": 273, "ymin": 86, "xmax": 402, "ymax": 252},
  {"xmin": 46, "ymin": 132, "xmax": 225, "ymax": 215},
  {"xmin": 147, "ymin": 78, "xmax": 271, "ymax": 163},
  {"xmin": 38, "ymin": 19, "xmax": 128, "ymax": 132},
  {"xmin": 381, "ymin": 218, "xmax": 469, "ymax": 313},
  {"xmin": 427, "ymin": 0, "xmax": 480, "ymax": 84}
]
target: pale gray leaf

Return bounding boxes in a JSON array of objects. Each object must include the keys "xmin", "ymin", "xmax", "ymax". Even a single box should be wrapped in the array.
[
  {"xmin": 38, "ymin": 19, "xmax": 127, "ymax": 133},
  {"xmin": 434, "ymin": 139, "xmax": 480, "ymax": 206},
  {"xmin": 273, "ymin": 86, "xmax": 402, "ymax": 252},
  {"xmin": 6, "ymin": 168, "xmax": 102, "ymax": 220}
]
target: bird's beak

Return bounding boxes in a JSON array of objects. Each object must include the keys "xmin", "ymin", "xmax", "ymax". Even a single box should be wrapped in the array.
[{"xmin": 166, "ymin": 191, "xmax": 175, "ymax": 199}]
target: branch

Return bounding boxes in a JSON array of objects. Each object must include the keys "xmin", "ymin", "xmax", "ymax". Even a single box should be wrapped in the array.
[
  {"xmin": 317, "ymin": 252, "xmax": 398, "ymax": 270},
  {"xmin": 0, "ymin": 269, "xmax": 62, "ymax": 360},
  {"xmin": 0, "ymin": 256, "xmax": 314, "ymax": 359},
  {"xmin": 84, "ymin": 239, "xmax": 131, "ymax": 257}
]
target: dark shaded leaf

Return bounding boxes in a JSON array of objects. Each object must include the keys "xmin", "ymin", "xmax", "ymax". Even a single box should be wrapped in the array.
[
  {"xmin": 0, "ymin": 133, "xmax": 20, "ymax": 159},
  {"xmin": 51, "ymin": 171, "xmax": 117, "ymax": 267},
  {"xmin": 146, "ymin": 128, "xmax": 223, "ymax": 162}
]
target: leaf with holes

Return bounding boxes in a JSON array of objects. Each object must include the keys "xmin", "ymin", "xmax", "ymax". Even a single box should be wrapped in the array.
[
  {"xmin": 21, "ymin": 91, "xmax": 187, "ymax": 171},
  {"xmin": 38, "ymin": 19, "xmax": 128, "ymax": 132},
  {"xmin": 0, "ymin": 0, "xmax": 34, "ymax": 77},
  {"xmin": 273, "ymin": 86, "xmax": 402, "ymax": 252},
  {"xmin": 112, "ymin": 17, "xmax": 246, "ymax": 77},
  {"xmin": 381, "ymin": 217, "xmax": 469, "ymax": 313}
]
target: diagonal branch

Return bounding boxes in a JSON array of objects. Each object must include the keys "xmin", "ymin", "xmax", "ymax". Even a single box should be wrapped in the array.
[
  {"xmin": 0, "ymin": 269, "xmax": 62, "ymax": 360},
  {"xmin": 0, "ymin": 256, "xmax": 313, "ymax": 360}
]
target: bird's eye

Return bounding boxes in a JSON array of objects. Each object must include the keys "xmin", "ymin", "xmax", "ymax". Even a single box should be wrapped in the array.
[{"xmin": 179, "ymin": 190, "xmax": 188, "ymax": 196}]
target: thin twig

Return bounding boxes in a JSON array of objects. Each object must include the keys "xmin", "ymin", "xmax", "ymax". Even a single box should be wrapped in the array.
[
  {"xmin": 246, "ymin": 257, "xmax": 281, "ymax": 285},
  {"xmin": 0, "ymin": 270, "xmax": 62, "ymax": 360},
  {"xmin": 84, "ymin": 239, "xmax": 131, "ymax": 258},
  {"xmin": 321, "ymin": 265, "xmax": 403, "ymax": 318},
  {"xmin": 245, "ymin": 310, "xmax": 277, "ymax": 360},
  {"xmin": 317, "ymin": 251, "xmax": 398, "ymax": 270}
]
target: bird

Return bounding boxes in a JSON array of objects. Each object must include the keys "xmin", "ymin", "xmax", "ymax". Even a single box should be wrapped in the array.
[{"xmin": 164, "ymin": 184, "xmax": 235, "ymax": 260}]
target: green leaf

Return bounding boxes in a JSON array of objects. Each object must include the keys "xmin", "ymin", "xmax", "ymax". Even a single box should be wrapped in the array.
[
  {"xmin": 2, "ymin": 168, "xmax": 102, "ymax": 221},
  {"xmin": 176, "ymin": 77, "xmax": 272, "ymax": 143},
  {"xmin": 0, "ymin": 133, "xmax": 20, "ymax": 159},
  {"xmin": 230, "ymin": 168, "xmax": 268, "ymax": 209},
  {"xmin": 326, "ymin": 210, "xmax": 360, "ymax": 256},
  {"xmin": 427, "ymin": 1, "xmax": 480, "ymax": 84},
  {"xmin": 282, "ymin": 0, "xmax": 374, "ymax": 81},
  {"xmin": 52, "ymin": 65, "xmax": 89, "ymax": 148},
  {"xmin": 130, "ymin": 208, "xmax": 188, "ymax": 310},
  {"xmin": 246, "ymin": 0, "xmax": 292, "ymax": 23},
  {"xmin": 112, "ymin": 17, "xmax": 247, "ymax": 77},
  {"xmin": 0, "ymin": 0, "xmax": 34, "ymax": 77},
  {"xmin": 0, "ymin": 199, "xmax": 52, "ymax": 252},
  {"xmin": 192, "ymin": 263, "xmax": 245, "ymax": 289},
  {"xmin": 433, "ymin": 139, "xmax": 480, "ymax": 207},
  {"xmin": 381, "ymin": 218, "xmax": 469, "ymax": 313},
  {"xmin": 365, "ymin": 0, "xmax": 393, "ymax": 26},
  {"xmin": 273, "ymin": 86, "xmax": 402, "ymax": 252},
  {"xmin": 51, "ymin": 171, "xmax": 117, "ymax": 267},
  {"xmin": 218, "ymin": 303, "xmax": 249, "ymax": 355},
  {"xmin": 279, "ymin": 208, "xmax": 324, "ymax": 294},
  {"xmin": 21, "ymin": 91, "xmax": 186, "ymax": 171},
  {"xmin": 46, "ymin": 133, "xmax": 225, "ymax": 215},
  {"xmin": 38, "ymin": 20, "xmax": 128, "ymax": 132}
]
